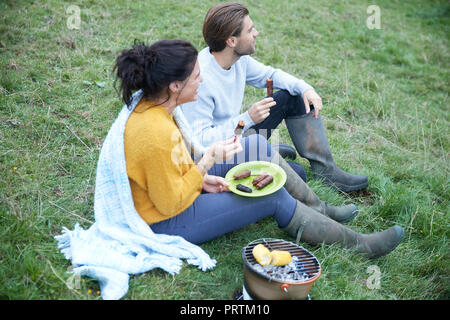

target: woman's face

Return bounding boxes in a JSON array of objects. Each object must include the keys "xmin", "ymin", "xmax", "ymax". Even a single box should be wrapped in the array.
[{"xmin": 176, "ymin": 60, "xmax": 202, "ymax": 105}]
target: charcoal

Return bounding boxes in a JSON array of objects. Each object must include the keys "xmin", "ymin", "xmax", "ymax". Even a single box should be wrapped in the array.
[{"xmin": 250, "ymin": 256, "xmax": 309, "ymax": 282}]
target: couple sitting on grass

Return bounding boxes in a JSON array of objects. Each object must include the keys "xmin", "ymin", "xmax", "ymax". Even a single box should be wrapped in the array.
[{"xmin": 57, "ymin": 3, "xmax": 403, "ymax": 299}]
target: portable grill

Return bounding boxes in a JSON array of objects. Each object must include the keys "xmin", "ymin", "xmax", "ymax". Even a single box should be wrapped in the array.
[{"xmin": 242, "ymin": 238, "xmax": 321, "ymax": 300}]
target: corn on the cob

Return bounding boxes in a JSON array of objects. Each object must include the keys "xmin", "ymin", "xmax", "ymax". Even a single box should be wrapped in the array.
[
  {"xmin": 252, "ymin": 244, "xmax": 272, "ymax": 266},
  {"xmin": 270, "ymin": 250, "xmax": 292, "ymax": 266}
]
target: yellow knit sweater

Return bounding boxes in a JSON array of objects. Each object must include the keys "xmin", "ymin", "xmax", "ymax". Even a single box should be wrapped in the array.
[{"xmin": 124, "ymin": 100, "xmax": 203, "ymax": 225}]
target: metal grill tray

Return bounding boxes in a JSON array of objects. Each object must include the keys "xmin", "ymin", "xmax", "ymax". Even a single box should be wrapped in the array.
[{"xmin": 242, "ymin": 238, "xmax": 321, "ymax": 283}]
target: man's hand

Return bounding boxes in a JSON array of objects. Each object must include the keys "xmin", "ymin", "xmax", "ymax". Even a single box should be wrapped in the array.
[
  {"xmin": 248, "ymin": 97, "xmax": 277, "ymax": 124},
  {"xmin": 202, "ymin": 174, "xmax": 230, "ymax": 193},
  {"xmin": 302, "ymin": 89, "xmax": 323, "ymax": 118}
]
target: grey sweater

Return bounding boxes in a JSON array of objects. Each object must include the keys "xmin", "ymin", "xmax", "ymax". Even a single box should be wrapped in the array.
[{"xmin": 179, "ymin": 47, "xmax": 313, "ymax": 148}]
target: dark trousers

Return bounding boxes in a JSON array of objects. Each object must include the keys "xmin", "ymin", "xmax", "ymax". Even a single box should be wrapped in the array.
[
  {"xmin": 249, "ymin": 89, "xmax": 308, "ymax": 139},
  {"xmin": 247, "ymin": 89, "xmax": 308, "ymax": 182},
  {"xmin": 150, "ymin": 134, "xmax": 297, "ymax": 244}
]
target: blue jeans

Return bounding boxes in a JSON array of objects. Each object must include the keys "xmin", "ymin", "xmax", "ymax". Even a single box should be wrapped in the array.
[{"xmin": 150, "ymin": 134, "xmax": 297, "ymax": 244}]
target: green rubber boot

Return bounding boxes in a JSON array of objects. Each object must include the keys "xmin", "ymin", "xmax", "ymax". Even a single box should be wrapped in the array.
[
  {"xmin": 283, "ymin": 201, "xmax": 404, "ymax": 259},
  {"xmin": 286, "ymin": 113, "xmax": 368, "ymax": 192},
  {"xmin": 272, "ymin": 152, "xmax": 358, "ymax": 223}
]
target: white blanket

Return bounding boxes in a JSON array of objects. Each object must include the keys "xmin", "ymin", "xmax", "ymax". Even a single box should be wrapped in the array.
[{"xmin": 55, "ymin": 91, "xmax": 216, "ymax": 300}]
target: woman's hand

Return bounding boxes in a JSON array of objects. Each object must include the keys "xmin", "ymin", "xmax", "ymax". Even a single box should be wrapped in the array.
[
  {"xmin": 210, "ymin": 137, "xmax": 243, "ymax": 163},
  {"xmin": 196, "ymin": 137, "xmax": 243, "ymax": 175},
  {"xmin": 202, "ymin": 174, "xmax": 230, "ymax": 193}
]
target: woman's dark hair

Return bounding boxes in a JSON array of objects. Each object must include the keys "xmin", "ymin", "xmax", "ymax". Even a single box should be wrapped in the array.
[
  {"xmin": 203, "ymin": 2, "xmax": 249, "ymax": 52},
  {"xmin": 113, "ymin": 39, "xmax": 198, "ymax": 107}
]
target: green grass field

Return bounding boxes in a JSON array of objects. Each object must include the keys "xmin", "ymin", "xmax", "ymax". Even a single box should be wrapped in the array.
[{"xmin": 0, "ymin": 0, "xmax": 448, "ymax": 300}]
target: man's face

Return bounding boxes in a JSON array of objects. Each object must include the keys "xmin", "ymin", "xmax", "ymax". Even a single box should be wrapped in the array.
[{"xmin": 234, "ymin": 15, "xmax": 258, "ymax": 56}]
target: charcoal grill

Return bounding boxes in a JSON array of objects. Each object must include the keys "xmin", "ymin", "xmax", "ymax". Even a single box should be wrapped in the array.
[{"xmin": 242, "ymin": 238, "xmax": 321, "ymax": 300}]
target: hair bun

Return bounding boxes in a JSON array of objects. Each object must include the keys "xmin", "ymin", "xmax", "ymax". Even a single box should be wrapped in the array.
[
  {"xmin": 143, "ymin": 47, "xmax": 157, "ymax": 73},
  {"xmin": 114, "ymin": 39, "xmax": 198, "ymax": 107},
  {"xmin": 125, "ymin": 52, "xmax": 145, "ymax": 91}
]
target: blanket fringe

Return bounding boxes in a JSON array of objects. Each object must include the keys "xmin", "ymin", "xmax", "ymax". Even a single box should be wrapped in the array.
[{"xmin": 54, "ymin": 225, "xmax": 78, "ymax": 260}]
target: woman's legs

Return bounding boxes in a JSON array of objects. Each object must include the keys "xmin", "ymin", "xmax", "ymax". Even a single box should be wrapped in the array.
[
  {"xmin": 150, "ymin": 188, "xmax": 297, "ymax": 244},
  {"xmin": 283, "ymin": 200, "xmax": 404, "ymax": 259},
  {"xmin": 152, "ymin": 133, "xmax": 357, "ymax": 244},
  {"xmin": 151, "ymin": 189, "xmax": 404, "ymax": 259}
]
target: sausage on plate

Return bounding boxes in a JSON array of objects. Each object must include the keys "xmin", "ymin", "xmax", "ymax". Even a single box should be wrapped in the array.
[
  {"xmin": 234, "ymin": 169, "xmax": 251, "ymax": 180},
  {"xmin": 255, "ymin": 175, "xmax": 274, "ymax": 189},
  {"xmin": 252, "ymin": 173, "xmax": 269, "ymax": 185},
  {"xmin": 236, "ymin": 184, "xmax": 252, "ymax": 193}
]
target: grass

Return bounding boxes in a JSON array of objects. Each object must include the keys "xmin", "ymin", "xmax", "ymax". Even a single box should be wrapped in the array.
[{"xmin": 0, "ymin": 0, "xmax": 448, "ymax": 300}]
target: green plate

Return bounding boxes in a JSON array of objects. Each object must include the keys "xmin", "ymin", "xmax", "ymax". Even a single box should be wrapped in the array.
[{"xmin": 224, "ymin": 161, "xmax": 287, "ymax": 197}]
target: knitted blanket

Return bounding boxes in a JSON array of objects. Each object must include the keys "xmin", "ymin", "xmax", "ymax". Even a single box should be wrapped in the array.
[{"xmin": 55, "ymin": 91, "xmax": 216, "ymax": 300}]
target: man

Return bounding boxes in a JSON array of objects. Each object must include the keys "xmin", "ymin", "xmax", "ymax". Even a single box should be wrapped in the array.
[{"xmin": 179, "ymin": 2, "xmax": 368, "ymax": 192}]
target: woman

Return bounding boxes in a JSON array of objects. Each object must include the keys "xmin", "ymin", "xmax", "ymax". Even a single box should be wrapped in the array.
[{"xmin": 114, "ymin": 40, "xmax": 404, "ymax": 258}]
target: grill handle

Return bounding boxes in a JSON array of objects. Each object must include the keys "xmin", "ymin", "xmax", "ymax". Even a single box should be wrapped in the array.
[{"xmin": 281, "ymin": 283, "xmax": 299, "ymax": 300}]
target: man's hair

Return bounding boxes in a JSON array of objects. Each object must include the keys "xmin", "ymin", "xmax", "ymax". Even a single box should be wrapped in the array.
[{"xmin": 203, "ymin": 2, "xmax": 249, "ymax": 52}]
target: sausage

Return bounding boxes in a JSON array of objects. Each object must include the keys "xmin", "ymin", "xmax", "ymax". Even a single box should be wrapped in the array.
[
  {"xmin": 255, "ymin": 175, "xmax": 273, "ymax": 189},
  {"xmin": 236, "ymin": 184, "xmax": 252, "ymax": 193},
  {"xmin": 233, "ymin": 169, "xmax": 251, "ymax": 180},
  {"xmin": 234, "ymin": 120, "xmax": 245, "ymax": 142},
  {"xmin": 266, "ymin": 78, "xmax": 273, "ymax": 97},
  {"xmin": 234, "ymin": 120, "xmax": 245, "ymax": 136},
  {"xmin": 252, "ymin": 173, "xmax": 269, "ymax": 185}
]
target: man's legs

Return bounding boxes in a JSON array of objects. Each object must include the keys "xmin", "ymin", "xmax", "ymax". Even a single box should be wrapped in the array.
[
  {"xmin": 248, "ymin": 90, "xmax": 307, "ymax": 181},
  {"xmin": 249, "ymin": 89, "xmax": 306, "ymax": 139},
  {"xmin": 250, "ymin": 90, "xmax": 368, "ymax": 192}
]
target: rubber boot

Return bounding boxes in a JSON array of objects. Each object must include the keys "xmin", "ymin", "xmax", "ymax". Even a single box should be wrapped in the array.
[
  {"xmin": 272, "ymin": 143, "xmax": 297, "ymax": 159},
  {"xmin": 285, "ymin": 113, "xmax": 368, "ymax": 192},
  {"xmin": 271, "ymin": 152, "xmax": 358, "ymax": 223},
  {"xmin": 283, "ymin": 201, "xmax": 404, "ymax": 259}
]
